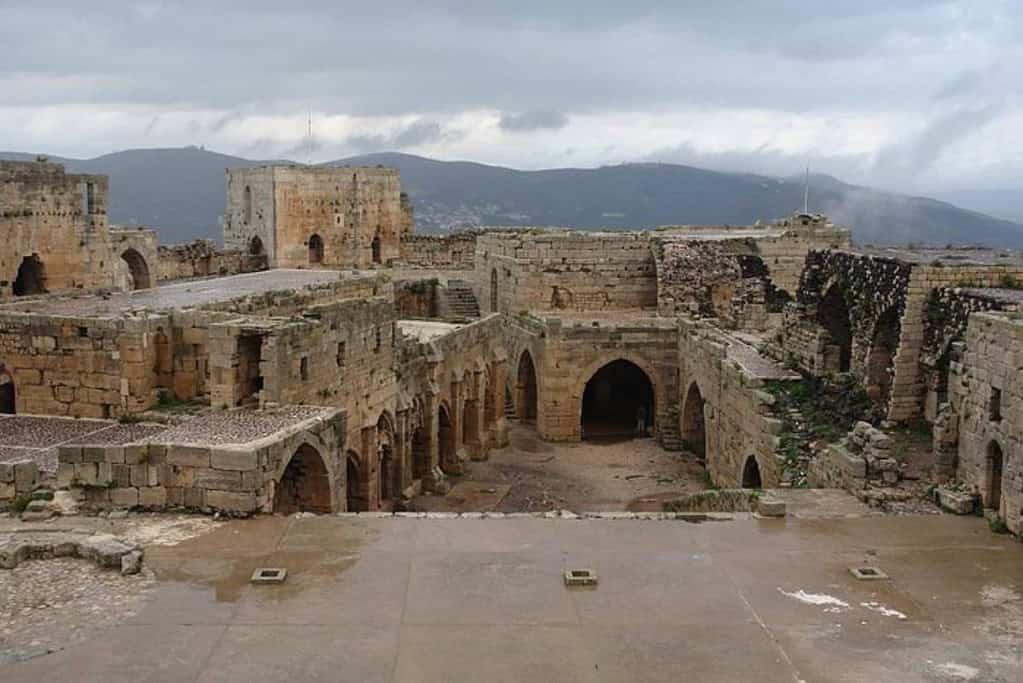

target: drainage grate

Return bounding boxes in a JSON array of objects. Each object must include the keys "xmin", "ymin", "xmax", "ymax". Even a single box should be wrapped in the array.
[
  {"xmin": 849, "ymin": 566, "xmax": 888, "ymax": 581},
  {"xmin": 563, "ymin": 568, "xmax": 598, "ymax": 586},
  {"xmin": 251, "ymin": 567, "xmax": 288, "ymax": 584}
]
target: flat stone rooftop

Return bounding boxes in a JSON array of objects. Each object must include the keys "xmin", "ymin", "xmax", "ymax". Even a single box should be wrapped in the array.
[
  {"xmin": 0, "ymin": 269, "xmax": 344, "ymax": 317},
  {"xmin": 852, "ymin": 245, "xmax": 1023, "ymax": 265},
  {"xmin": 0, "ymin": 406, "xmax": 334, "ymax": 470},
  {"xmin": 2, "ymin": 511, "xmax": 1020, "ymax": 682},
  {"xmin": 397, "ymin": 320, "xmax": 462, "ymax": 343}
]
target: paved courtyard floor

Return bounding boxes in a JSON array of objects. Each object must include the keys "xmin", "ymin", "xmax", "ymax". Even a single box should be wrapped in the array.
[{"xmin": 2, "ymin": 508, "xmax": 1021, "ymax": 682}]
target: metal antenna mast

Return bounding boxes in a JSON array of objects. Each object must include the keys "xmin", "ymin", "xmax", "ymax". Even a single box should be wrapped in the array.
[
  {"xmin": 306, "ymin": 108, "xmax": 313, "ymax": 165},
  {"xmin": 803, "ymin": 163, "xmax": 810, "ymax": 214}
]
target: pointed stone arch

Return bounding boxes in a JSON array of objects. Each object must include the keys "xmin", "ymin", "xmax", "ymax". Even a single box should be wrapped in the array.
[
  {"xmin": 681, "ymin": 381, "xmax": 706, "ymax": 460},
  {"xmin": 817, "ymin": 284, "xmax": 852, "ymax": 373},
  {"xmin": 741, "ymin": 456, "xmax": 762, "ymax": 489},
  {"xmin": 865, "ymin": 307, "xmax": 900, "ymax": 405},
  {"xmin": 580, "ymin": 359, "xmax": 655, "ymax": 440},
  {"xmin": 274, "ymin": 443, "xmax": 333, "ymax": 514},
  {"xmin": 346, "ymin": 449, "xmax": 366, "ymax": 512},
  {"xmin": 13, "ymin": 255, "xmax": 46, "ymax": 296},
  {"xmin": 120, "ymin": 248, "xmax": 152, "ymax": 290},
  {"xmin": 308, "ymin": 234, "xmax": 324, "ymax": 264},
  {"xmin": 516, "ymin": 350, "xmax": 538, "ymax": 423},
  {"xmin": 0, "ymin": 372, "xmax": 15, "ymax": 414}
]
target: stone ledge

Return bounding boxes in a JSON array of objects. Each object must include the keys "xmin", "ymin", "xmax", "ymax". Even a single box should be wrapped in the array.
[{"xmin": 0, "ymin": 530, "xmax": 142, "ymax": 573}]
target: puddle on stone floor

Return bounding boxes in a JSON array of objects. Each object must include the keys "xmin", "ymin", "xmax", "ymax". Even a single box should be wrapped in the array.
[{"xmin": 142, "ymin": 517, "xmax": 376, "ymax": 603}]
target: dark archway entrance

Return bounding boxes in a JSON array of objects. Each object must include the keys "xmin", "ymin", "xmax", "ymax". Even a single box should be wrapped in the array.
[
  {"xmin": 986, "ymin": 441, "xmax": 1003, "ymax": 511},
  {"xmin": 0, "ymin": 374, "xmax": 15, "ymax": 414},
  {"xmin": 516, "ymin": 351, "xmax": 538, "ymax": 423},
  {"xmin": 371, "ymin": 235, "xmax": 382, "ymax": 264},
  {"xmin": 13, "ymin": 255, "xmax": 46, "ymax": 296},
  {"xmin": 377, "ymin": 414, "xmax": 396, "ymax": 506},
  {"xmin": 866, "ymin": 308, "xmax": 900, "ymax": 404},
  {"xmin": 411, "ymin": 425, "xmax": 430, "ymax": 479},
  {"xmin": 490, "ymin": 268, "xmax": 498, "ymax": 313},
  {"xmin": 249, "ymin": 235, "xmax": 264, "ymax": 256},
  {"xmin": 681, "ymin": 382, "xmax": 706, "ymax": 460},
  {"xmin": 346, "ymin": 451, "xmax": 366, "ymax": 512},
  {"xmin": 817, "ymin": 285, "xmax": 852, "ymax": 373},
  {"xmin": 438, "ymin": 403, "xmax": 456, "ymax": 474},
  {"xmin": 581, "ymin": 359, "xmax": 654, "ymax": 440},
  {"xmin": 741, "ymin": 456, "xmax": 762, "ymax": 489},
  {"xmin": 484, "ymin": 368, "xmax": 497, "ymax": 432},
  {"xmin": 120, "ymin": 248, "xmax": 152, "ymax": 290},
  {"xmin": 274, "ymin": 444, "xmax": 332, "ymax": 514},
  {"xmin": 309, "ymin": 234, "xmax": 324, "ymax": 264}
]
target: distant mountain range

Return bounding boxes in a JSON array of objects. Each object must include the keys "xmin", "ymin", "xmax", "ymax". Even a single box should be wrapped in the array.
[{"xmin": 2, "ymin": 147, "xmax": 1022, "ymax": 248}]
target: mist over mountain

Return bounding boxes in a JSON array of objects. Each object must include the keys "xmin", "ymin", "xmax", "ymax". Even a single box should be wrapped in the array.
[{"xmin": 2, "ymin": 147, "xmax": 1021, "ymax": 248}]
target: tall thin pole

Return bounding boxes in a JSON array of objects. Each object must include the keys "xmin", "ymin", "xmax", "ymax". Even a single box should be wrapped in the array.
[
  {"xmin": 307, "ymin": 108, "xmax": 312, "ymax": 165},
  {"xmin": 803, "ymin": 163, "xmax": 810, "ymax": 214}
]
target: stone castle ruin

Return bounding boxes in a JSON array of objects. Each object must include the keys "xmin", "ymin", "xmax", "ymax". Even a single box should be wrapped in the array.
[{"xmin": 1, "ymin": 158, "xmax": 1020, "ymax": 537}]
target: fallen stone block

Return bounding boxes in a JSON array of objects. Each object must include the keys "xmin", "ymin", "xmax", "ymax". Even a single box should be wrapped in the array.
[
  {"xmin": 937, "ymin": 487, "xmax": 977, "ymax": 515},
  {"xmin": 756, "ymin": 495, "xmax": 787, "ymax": 517}
]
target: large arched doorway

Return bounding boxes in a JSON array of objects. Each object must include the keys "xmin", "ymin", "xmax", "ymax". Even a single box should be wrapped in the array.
[
  {"xmin": 681, "ymin": 382, "xmax": 706, "ymax": 460},
  {"xmin": 741, "ymin": 456, "xmax": 762, "ymax": 489},
  {"xmin": 986, "ymin": 441, "xmax": 1004, "ymax": 511},
  {"xmin": 13, "ymin": 255, "xmax": 46, "ymax": 296},
  {"xmin": 274, "ymin": 444, "xmax": 332, "ymax": 514},
  {"xmin": 490, "ymin": 268, "xmax": 499, "ymax": 313},
  {"xmin": 817, "ymin": 285, "xmax": 852, "ymax": 373},
  {"xmin": 346, "ymin": 451, "xmax": 366, "ymax": 512},
  {"xmin": 865, "ymin": 308, "xmax": 900, "ymax": 404},
  {"xmin": 581, "ymin": 359, "xmax": 654, "ymax": 440},
  {"xmin": 120, "ymin": 248, "xmax": 152, "ymax": 290},
  {"xmin": 308, "ymin": 234, "xmax": 324, "ymax": 264},
  {"xmin": 371, "ymin": 235, "xmax": 382, "ymax": 264},
  {"xmin": 0, "ymin": 373, "xmax": 15, "ymax": 414},
  {"xmin": 411, "ymin": 424, "xmax": 430, "ymax": 479},
  {"xmin": 516, "ymin": 351, "xmax": 538, "ymax": 423},
  {"xmin": 438, "ymin": 403, "xmax": 456, "ymax": 474},
  {"xmin": 377, "ymin": 413, "xmax": 396, "ymax": 506},
  {"xmin": 249, "ymin": 235, "xmax": 264, "ymax": 256}
]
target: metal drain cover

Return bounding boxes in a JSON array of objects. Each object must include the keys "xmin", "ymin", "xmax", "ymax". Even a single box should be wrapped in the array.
[
  {"xmin": 251, "ymin": 567, "xmax": 288, "ymax": 584},
  {"xmin": 564, "ymin": 568, "xmax": 598, "ymax": 586},
  {"xmin": 849, "ymin": 566, "xmax": 888, "ymax": 581}
]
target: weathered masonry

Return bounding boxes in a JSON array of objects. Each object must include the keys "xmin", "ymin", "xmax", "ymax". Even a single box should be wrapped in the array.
[{"xmin": 224, "ymin": 165, "xmax": 414, "ymax": 269}]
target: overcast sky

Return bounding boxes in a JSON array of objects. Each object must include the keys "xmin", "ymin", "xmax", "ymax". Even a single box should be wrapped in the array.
[{"xmin": 1, "ymin": 1, "xmax": 1020, "ymax": 192}]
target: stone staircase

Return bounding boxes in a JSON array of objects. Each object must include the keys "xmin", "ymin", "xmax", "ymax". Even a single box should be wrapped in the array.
[
  {"xmin": 440, "ymin": 280, "xmax": 481, "ymax": 321},
  {"xmin": 504, "ymin": 389, "xmax": 517, "ymax": 419},
  {"xmin": 659, "ymin": 403, "xmax": 684, "ymax": 451}
]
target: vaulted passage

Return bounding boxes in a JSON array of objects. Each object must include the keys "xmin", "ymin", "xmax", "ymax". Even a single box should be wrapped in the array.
[
  {"xmin": 817, "ymin": 285, "xmax": 852, "ymax": 373},
  {"xmin": 0, "ymin": 374, "xmax": 15, "ymax": 414},
  {"xmin": 121, "ymin": 248, "xmax": 152, "ymax": 290},
  {"xmin": 346, "ymin": 451, "xmax": 366, "ymax": 512},
  {"xmin": 438, "ymin": 403, "xmax": 456, "ymax": 474},
  {"xmin": 986, "ymin": 441, "xmax": 1003, "ymax": 511},
  {"xmin": 308, "ymin": 234, "xmax": 324, "ymax": 264},
  {"xmin": 411, "ymin": 425, "xmax": 429, "ymax": 479},
  {"xmin": 249, "ymin": 235, "xmax": 264, "ymax": 256},
  {"xmin": 581, "ymin": 359, "xmax": 654, "ymax": 440},
  {"xmin": 741, "ymin": 456, "xmax": 762, "ymax": 489},
  {"xmin": 516, "ymin": 351, "xmax": 537, "ymax": 423},
  {"xmin": 13, "ymin": 255, "xmax": 46, "ymax": 296},
  {"xmin": 377, "ymin": 414, "xmax": 397, "ymax": 505},
  {"xmin": 681, "ymin": 382, "xmax": 706, "ymax": 460},
  {"xmin": 865, "ymin": 308, "xmax": 900, "ymax": 405},
  {"xmin": 274, "ymin": 444, "xmax": 332, "ymax": 514}
]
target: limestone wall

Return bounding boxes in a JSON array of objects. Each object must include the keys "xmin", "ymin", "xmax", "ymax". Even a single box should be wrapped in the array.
[
  {"xmin": 225, "ymin": 166, "xmax": 409, "ymax": 270},
  {"xmin": 518, "ymin": 315, "xmax": 678, "ymax": 441},
  {"xmin": 57, "ymin": 408, "xmax": 347, "ymax": 515},
  {"xmin": 0, "ymin": 161, "xmax": 112, "ymax": 297},
  {"xmin": 0, "ymin": 311, "xmax": 164, "ymax": 418},
  {"xmin": 475, "ymin": 231, "xmax": 658, "ymax": 315},
  {"xmin": 157, "ymin": 240, "xmax": 266, "ymax": 282},
  {"xmin": 398, "ymin": 232, "xmax": 477, "ymax": 270},
  {"xmin": 678, "ymin": 319, "xmax": 790, "ymax": 488},
  {"xmin": 948, "ymin": 312, "xmax": 1023, "ymax": 533}
]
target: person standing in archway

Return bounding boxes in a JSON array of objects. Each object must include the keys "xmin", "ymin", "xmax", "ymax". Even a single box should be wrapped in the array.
[{"xmin": 636, "ymin": 404, "xmax": 647, "ymax": 437}]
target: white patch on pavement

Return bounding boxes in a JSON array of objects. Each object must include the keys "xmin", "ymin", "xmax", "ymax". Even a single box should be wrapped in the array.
[
  {"xmin": 860, "ymin": 601, "xmax": 907, "ymax": 619},
  {"xmin": 778, "ymin": 588, "xmax": 850, "ymax": 609}
]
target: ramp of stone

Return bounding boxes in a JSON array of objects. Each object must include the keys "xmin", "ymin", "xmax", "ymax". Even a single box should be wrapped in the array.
[{"xmin": 0, "ymin": 528, "xmax": 141, "ymax": 572}]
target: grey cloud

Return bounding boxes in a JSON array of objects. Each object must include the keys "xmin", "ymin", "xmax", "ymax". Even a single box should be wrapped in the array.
[
  {"xmin": 498, "ymin": 110, "xmax": 569, "ymax": 132},
  {"xmin": 343, "ymin": 120, "xmax": 462, "ymax": 154}
]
